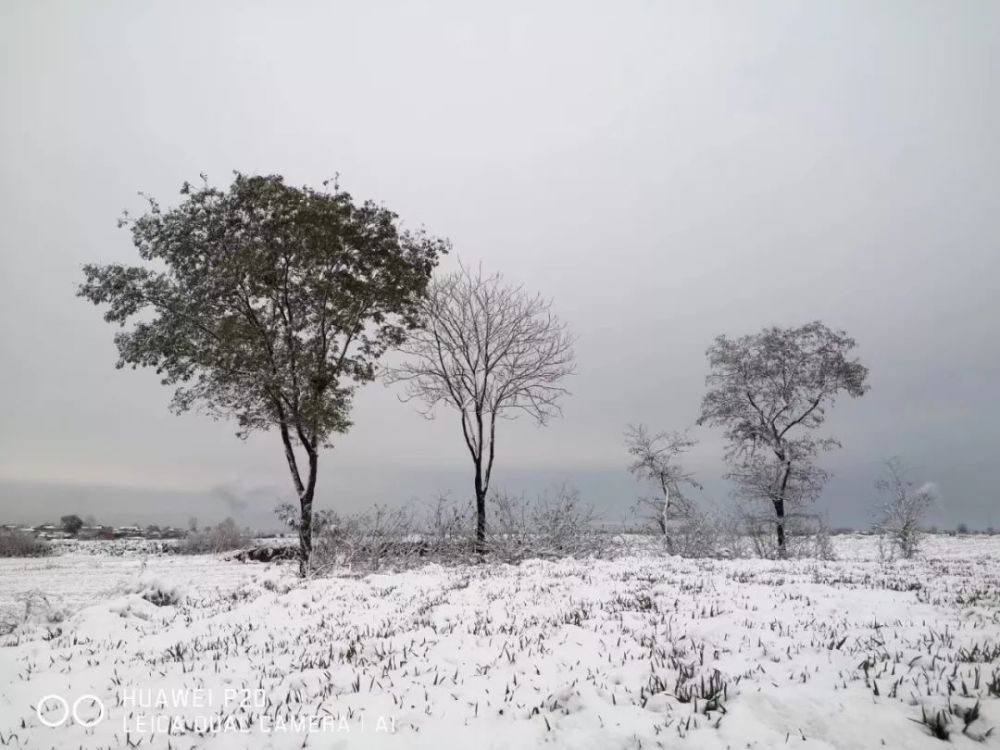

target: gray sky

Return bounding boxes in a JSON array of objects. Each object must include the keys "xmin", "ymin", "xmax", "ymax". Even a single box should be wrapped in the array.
[{"xmin": 1, "ymin": 1, "xmax": 998, "ymax": 531}]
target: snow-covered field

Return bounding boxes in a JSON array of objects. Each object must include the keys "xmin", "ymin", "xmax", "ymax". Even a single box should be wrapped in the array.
[{"xmin": 0, "ymin": 535, "xmax": 997, "ymax": 749}]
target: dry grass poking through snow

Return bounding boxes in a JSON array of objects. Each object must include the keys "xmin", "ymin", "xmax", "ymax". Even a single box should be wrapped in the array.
[{"xmin": 0, "ymin": 535, "xmax": 997, "ymax": 749}]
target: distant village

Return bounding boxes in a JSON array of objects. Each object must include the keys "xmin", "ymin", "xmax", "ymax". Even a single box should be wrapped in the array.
[{"xmin": 1, "ymin": 515, "xmax": 187, "ymax": 541}]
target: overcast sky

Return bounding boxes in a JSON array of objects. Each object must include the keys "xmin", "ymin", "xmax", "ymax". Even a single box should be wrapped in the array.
[{"xmin": 1, "ymin": 1, "xmax": 997, "ymax": 531}]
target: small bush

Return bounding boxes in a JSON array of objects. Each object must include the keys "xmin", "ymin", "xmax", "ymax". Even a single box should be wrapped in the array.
[
  {"xmin": 290, "ymin": 495, "xmax": 479, "ymax": 573},
  {"xmin": 420, "ymin": 494, "xmax": 476, "ymax": 559},
  {"xmin": 0, "ymin": 590, "xmax": 67, "ymax": 635},
  {"xmin": 312, "ymin": 504, "xmax": 423, "ymax": 572},
  {"xmin": 668, "ymin": 509, "xmax": 733, "ymax": 558},
  {"xmin": 743, "ymin": 511, "xmax": 836, "ymax": 560},
  {"xmin": 0, "ymin": 530, "xmax": 51, "ymax": 558},
  {"xmin": 873, "ymin": 458, "xmax": 936, "ymax": 559},
  {"xmin": 284, "ymin": 486, "xmax": 609, "ymax": 574},
  {"xmin": 174, "ymin": 518, "xmax": 253, "ymax": 554},
  {"xmin": 650, "ymin": 505, "xmax": 834, "ymax": 561},
  {"xmin": 487, "ymin": 486, "xmax": 611, "ymax": 563},
  {"xmin": 312, "ymin": 497, "xmax": 476, "ymax": 571},
  {"xmin": 123, "ymin": 576, "xmax": 185, "ymax": 606}
]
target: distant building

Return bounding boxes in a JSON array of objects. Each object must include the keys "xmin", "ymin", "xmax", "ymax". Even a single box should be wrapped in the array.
[
  {"xmin": 34, "ymin": 524, "xmax": 72, "ymax": 540},
  {"xmin": 1, "ymin": 521, "xmax": 187, "ymax": 541}
]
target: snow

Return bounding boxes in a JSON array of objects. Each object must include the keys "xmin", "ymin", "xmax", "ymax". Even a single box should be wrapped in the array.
[{"xmin": 0, "ymin": 534, "xmax": 998, "ymax": 748}]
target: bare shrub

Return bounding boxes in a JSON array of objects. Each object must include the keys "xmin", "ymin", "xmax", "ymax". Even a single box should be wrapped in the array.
[
  {"xmin": 0, "ymin": 530, "xmax": 51, "ymax": 558},
  {"xmin": 174, "ymin": 518, "xmax": 253, "ymax": 554},
  {"xmin": 0, "ymin": 590, "xmax": 66, "ymax": 636},
  {"xmin": 279, "ymin": 501, "xmax": 431, "ymax": 573},
  {"xmin": 621, "ymin": 494, "xmax": 835, "ymax": 561},
  {"xmin": 792, "ymin": 516, "xmax": 836, "ymax": 560},
  {"xmin": 742, "ymin": 508, "xmax": 835, "ymax": 560},
  {"xmin": 875, "ymin": 531, "xmax": 897, "ymax": 563},
  {"xmin": 648, "ymin": 504, "xmax": 834, "ymax": 561},
  {"xmin": 280, "ymin": 487, "xmax": 610, "ymax": 574},
  {"xmin": 667, "ymin": 506, "xmax": 753, "ymax": 559},
  {"xmin": 487, "ymin": 486, "xmax": 610, "ymax": 563},
  {"xmin": 693, "ymin": 510, "xmax": 754, "ymax": 558},
  {"xmin": 665, "ymin": 509, "xmax": 719, "ymax": 558},
  {"xmin": 123, "ymin": 577, "xmax": 185, "ymax": 607},
  {"xmin": 873, "ymin": 458, "xmax": 936, "ymax": 559},
  {"xmin": 276, "ymin": 502, "xmax": 337, "ymax": 537},
  {"xmin": 311, "ymin": 505, "xmax": 423, "ymax": 572},
  {"xmin": 485, "ymin": 491, "xmax": 533, "ymax": 561},
  {"xmin": 419, "ymin": 495, "xmax": 476, "ymax": 560}
]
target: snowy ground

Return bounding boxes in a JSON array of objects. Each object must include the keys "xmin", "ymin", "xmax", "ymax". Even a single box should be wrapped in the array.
[{"xmin": 0, "ymin": 535, "xmax": 997, "ymax": 749}]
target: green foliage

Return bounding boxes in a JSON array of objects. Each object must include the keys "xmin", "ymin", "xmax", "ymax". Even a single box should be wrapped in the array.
[
  {"xmin": 60, "ymin": 514, "xmax": 84, "ymax": 535},
  {"xmin": 79, "ymin": 173, "xmax": 448, "ymax": 450},
  {"xmin": 914, "ymin": 706, "xmax": 951, "ymax": 740},
  {"xmin": 79, "ymin": 173, "xmax": 447, "ymax": 574}
]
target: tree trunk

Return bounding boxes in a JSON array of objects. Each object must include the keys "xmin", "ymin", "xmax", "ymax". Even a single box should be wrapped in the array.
[
  {"xmin": 278, "ymin": 422, "xmax": 311, "ymax": 577},
  {"xmin": 474, "ymin": 464, "xmax": 486, "ymax": 555},
  {"xmin": 298, "ymin": 449, "xmax": 319, "ymax": 577},
  {"xmin": 773, "ymin": 497, "xmax": 786, "ymax": 557},
  {"xmin": 298, "ymin": 488, "xmax": 313, "ymax": 577},
  {"xmin": 662, "ymin": 482, "xmax": 671, "ymax": 551},
  {"xmin": 775, "ymin": 458, "xmax": 792, "ymax": 558}
]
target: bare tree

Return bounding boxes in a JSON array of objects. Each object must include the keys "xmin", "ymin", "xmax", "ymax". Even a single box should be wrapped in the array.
[
  {"xmin": 625, "ymin": 425, "xmax": 701, "ymax": 544},
  {"xmin": 388, "ymin": 263, "xmax": 575, "ymax": 551},
  {"xmin": 697, "ymin": 322, "xmax": 869, "ymax": 556},
  {"xmin": 874, "ymin": 457, "xmax": 936, "ymax": 559}
]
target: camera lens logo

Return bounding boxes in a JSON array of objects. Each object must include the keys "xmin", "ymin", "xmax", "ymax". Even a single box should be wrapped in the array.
[{"xmin": 36, "ymin": 694, "xmax": 105, "ymax": 728}]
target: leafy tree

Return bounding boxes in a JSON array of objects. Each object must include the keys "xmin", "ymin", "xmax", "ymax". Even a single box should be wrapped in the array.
[
  {"xmin": 60, "ymin": 514, "xmax": 84, "ymax": 535},
  {"xmin": 697, "ymin": 321, "xmax": 868, "ymax": 556},
  {"xmin": 79, "ymin": 173, "xmax": 447, "ymax": 574},
  {"xmin": 388, "ymin": 264, "xmax": 575, "ymax": 551}
]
